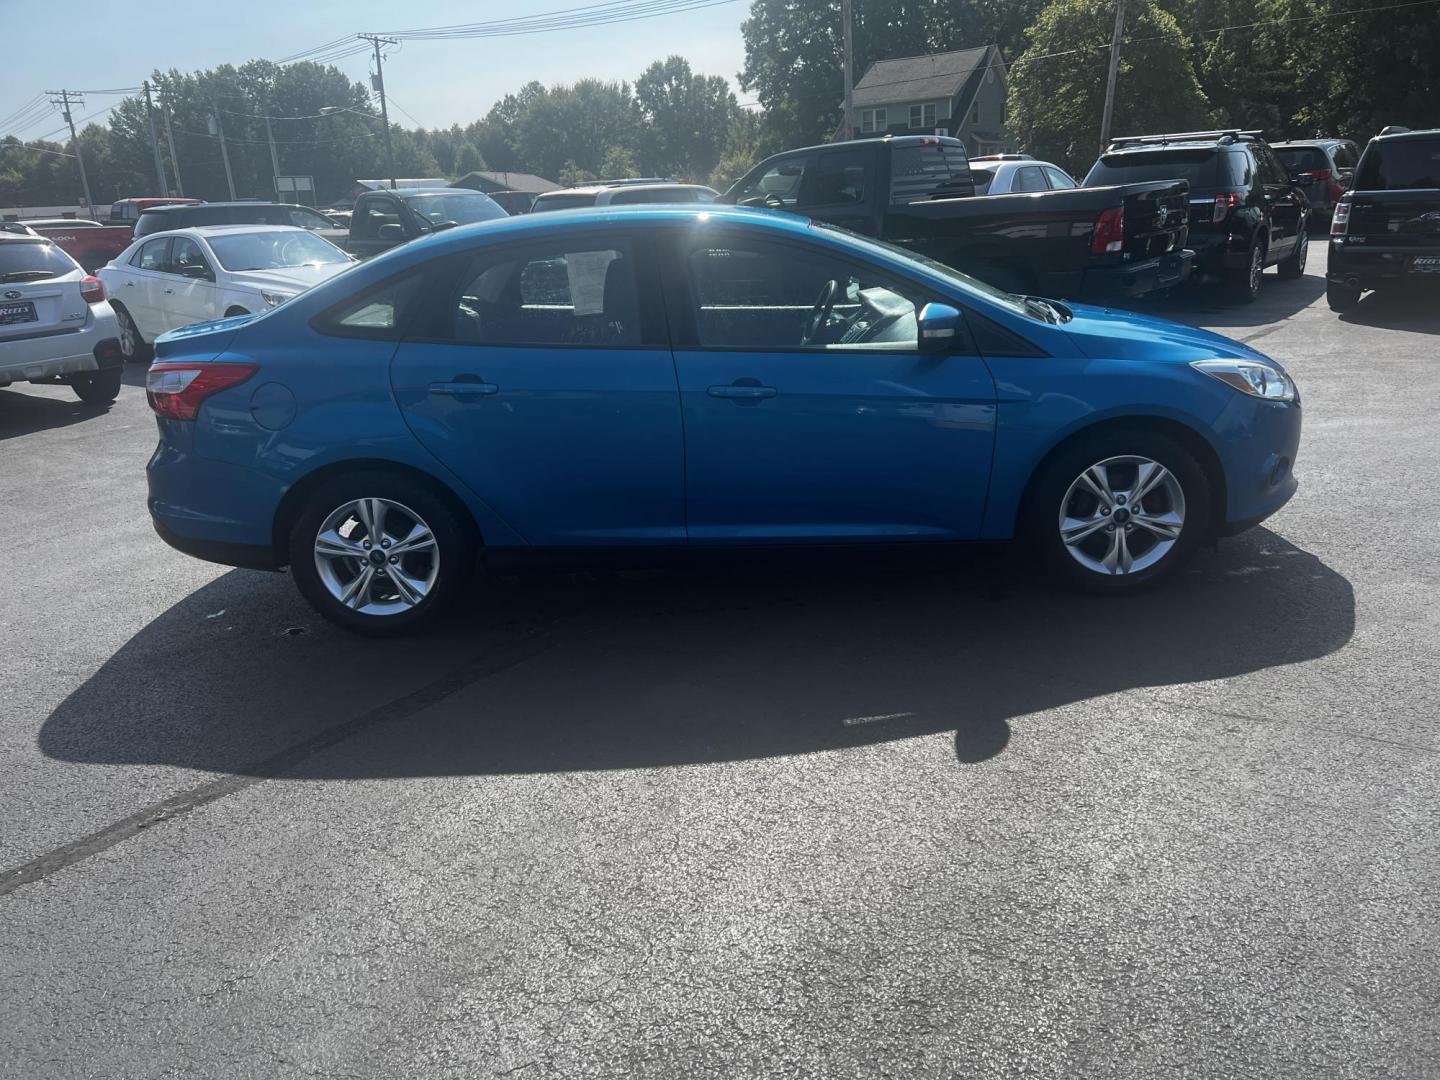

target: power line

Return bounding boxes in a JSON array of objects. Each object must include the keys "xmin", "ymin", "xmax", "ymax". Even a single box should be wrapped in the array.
[{"xmin": 371, "ymin": 0, "xmax": 739, "ymax": 39}]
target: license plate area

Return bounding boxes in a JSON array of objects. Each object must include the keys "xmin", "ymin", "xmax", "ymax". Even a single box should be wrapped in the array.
[
  {"xmin": 1411, "ymin": 255, "xmax": 1440, "ymax": 273},
  {"xmin": 0, "ymin": 301, "xmax": 38, "ymax": 325}
]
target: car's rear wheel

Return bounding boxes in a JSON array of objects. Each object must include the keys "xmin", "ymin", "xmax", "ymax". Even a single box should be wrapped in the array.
[
  {"xmin": 288, "ymin": 471, "xmax": 472, "ymax": 636},
  {"xmin": 1029, "ymin": 430, "xmax": 1211, "ymax": 593},
  {"xmin": 68, "ymin": 367, "xmax": 122, "ymax": 405},
  {"xmin": 1277, "ymin": 224, "xmax": 1309, "ymax": 279},
  {"xmin": 113, "ymin": 304, "xmax": 152, "ymax": 364},
  {"xmin": 1326, "ymin": 279, "xmax": 1362, "ymax": 312},
  {"xmin": 1226, "ymin": 239, "xmax": 1265, "ymax": 304}
]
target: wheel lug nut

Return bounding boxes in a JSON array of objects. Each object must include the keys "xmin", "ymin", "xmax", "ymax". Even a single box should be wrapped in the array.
[
  {"xmin": 381, "ymin": 539, "xmax": 391, "ymax": 548},
  {"xmin": 1106, "ymin": 525, "xmax": 1116, "ymax": 532},
  {"xmin": 389, "ymin": 556, "xmax": 398, "ymax": 564},
  {"xmin": 363, "ymin": 541, "xmax": 371, "ymax": 549},
  {"xmin": 1100, "ymin": 507, "xmax": 1110, "ymax": 515}
]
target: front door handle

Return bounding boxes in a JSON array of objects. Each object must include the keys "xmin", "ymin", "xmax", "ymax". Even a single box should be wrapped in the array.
[
  {"xmin": 429, "ymin": 379, "xmax": 498, "ymax": 398},
  {"xmin": 707, "ymin": 383, "xmax": 777, "ymax": 400}
]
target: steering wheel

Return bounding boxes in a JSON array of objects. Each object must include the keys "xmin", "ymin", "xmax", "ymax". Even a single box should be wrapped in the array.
[
  {"xmin": 278, "ymin": 236, "xmax": 310, "ymax": 265},
  {"xmin": 801, "ymin": 279, "xmax": 839, "ymax": 346}
]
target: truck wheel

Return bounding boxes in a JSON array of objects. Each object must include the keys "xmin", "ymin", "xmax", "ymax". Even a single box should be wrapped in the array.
[
  {"xmin": 1326, "ymin": 279, "xmax": 1362, "ymax": 312},
  {"xmin": 1226, "ymin": 240, "xmax": 1264, "ymax": 304},
  {"xmin": 1277, "ymin": 224, "xmax": 1309, "ymax": 279},
  {"xmin": 69, "ymin": 367, "xmax": 122, "ymax": 406},
  {"xmin": 113, "ymin": 305, "xmax": 152, "ymax": 364}
]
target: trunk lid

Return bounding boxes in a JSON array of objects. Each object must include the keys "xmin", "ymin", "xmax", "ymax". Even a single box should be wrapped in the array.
[{"xmin": 1346, "ymin": 192, "xmax": 1440, "ymax": 248}]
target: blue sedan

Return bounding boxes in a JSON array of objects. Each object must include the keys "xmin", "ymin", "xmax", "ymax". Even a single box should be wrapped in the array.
[{"xmin": 145, "ymin": 206, "xmax": 1300, "ymax": 634}]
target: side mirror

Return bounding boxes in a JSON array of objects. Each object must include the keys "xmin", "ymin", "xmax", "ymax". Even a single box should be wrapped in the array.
[
  {"xmin": 917, "ymin": 302, "xmax": 962, "ymax": 353},
  {"xmin": 378, "ymin": 223, "xmax": 406, "ymax": 241}
]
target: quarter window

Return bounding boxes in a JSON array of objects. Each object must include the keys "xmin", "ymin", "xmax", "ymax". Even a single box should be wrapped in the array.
[
  {"xmin": 317, "ymin": 270, "xmax": 427, "ymax": 338},
  {"xmin": 1043, "ymin": 166, "xmax": 1077, "ymax": 189},
  {"xmin": 440, "ymin": 238, "xmax": 642, "ymax": 347},
  {"xmin": 683, "ymin": 236, "xmax": 936, "ymax": 352}
]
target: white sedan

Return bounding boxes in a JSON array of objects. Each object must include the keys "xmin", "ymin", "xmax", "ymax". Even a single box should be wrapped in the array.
[{"xmin": 99, "ymin": 225, "xmax": 355, "ymax": 362}]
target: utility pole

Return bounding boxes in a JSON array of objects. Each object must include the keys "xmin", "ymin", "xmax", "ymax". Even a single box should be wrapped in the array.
[
  {"xmin": 161, "ymin": 94, "xmax": 184, "ymax": 196},
  {"xmin": 142, "ymin": 81, "xmax": 169, "ymax": 195},
  {"xmin": 358, "ymin": 33, "xmax": 398, "ymax": 189},
  {"xmin": 264, "ymin": 113, "xmax": 281, "ymax": 198},
  {"xmin": 47, "ymin": 89, "xmax": 94, "ymax": 218},
  {"xmin": 210, "ymin": 106, "xmax": 237, "ymax": 199},
  {"xmin": 1099, "ymin": 0, "xmax": 1126, "ymax": 152},
  {"xmin": 840, "ymin": 0, "xmax": 855, "ymax": 140}
]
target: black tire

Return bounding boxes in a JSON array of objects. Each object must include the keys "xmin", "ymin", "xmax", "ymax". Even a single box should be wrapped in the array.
[
  {"xmin": 1277, "ymin": 224, "xmax": 1309, "ymax": 279},
  {"xmin": 1027, "ymin": 428, "xmax": 1212, "ymax": 594},
  {"xmin": 288, "ymin": 469, "xmax": 473, "ymax": 637},
  {"xmin": 112, "ymin": 304, "xmax": 152, "ymax": 364},
  {"xmin": 1327, "ymin": 279, "xmax": 1362, "ymax": 312},
  {"xmin": 69, "ymin": 366, "xmax": 122, "ymax": 405},
  {"xmin": 1226, "ymin": 239, "xmax": 1265, "ymax": 304}
]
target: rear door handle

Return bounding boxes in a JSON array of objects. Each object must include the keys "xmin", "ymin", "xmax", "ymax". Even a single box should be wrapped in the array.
[
  {"xmin": 429, "ymin": 380, "xmax": 498, "ymax": 397},
  {"xmin": 707, "ymin": 384, "xmax": 777, "ymax": 399}
]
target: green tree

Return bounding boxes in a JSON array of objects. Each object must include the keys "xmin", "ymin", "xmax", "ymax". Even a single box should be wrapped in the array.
[
  {"xmin": 454, "ymin": 142, "xmax": 486, "ymax": 176},
  {"xmin": 635, "ymin": 55, "xmax": 739, "ymax": 180},
  {"xmin": 1008, "ymin": 0, "xmax": 1211, "ymax": 174}
]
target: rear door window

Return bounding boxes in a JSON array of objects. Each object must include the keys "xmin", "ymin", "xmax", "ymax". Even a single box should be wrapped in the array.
[
  {"xmin": 133, "ymin": 237, "xmax": 171, "ymax": 271},
  {"xmin": 1355, "ymin": 139, "xmax": 1440, "ymax": 189}
]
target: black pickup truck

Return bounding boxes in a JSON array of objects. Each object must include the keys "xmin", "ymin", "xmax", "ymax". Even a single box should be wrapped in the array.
[
  {"xmin": 1327, "ymin": 126, "xmax": 1440, "ymax": 311},
  {"xmin": 718, "ymin": 135, "xmax": 1192, "ymax": 301}
]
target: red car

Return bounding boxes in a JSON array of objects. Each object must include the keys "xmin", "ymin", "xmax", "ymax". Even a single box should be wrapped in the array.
[{"xmin": 28, "ymin": 197, "xmax": 201, "ymax": 272}]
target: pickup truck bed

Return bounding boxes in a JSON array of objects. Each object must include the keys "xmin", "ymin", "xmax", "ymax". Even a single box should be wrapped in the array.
[{"xmin": 28, "ymin": 224, "xmax": 133, "ymax": 273}]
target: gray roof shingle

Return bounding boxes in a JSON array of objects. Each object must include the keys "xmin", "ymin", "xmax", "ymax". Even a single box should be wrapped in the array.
[{"xmin": 850, "ymin": 45, "xmax": 995, "ymax": 108}]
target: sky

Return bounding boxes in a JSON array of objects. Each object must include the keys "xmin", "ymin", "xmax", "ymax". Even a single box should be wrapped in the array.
[{"xmin": 0, "ymin": 0, "xmax": 752, "ymax": 141}]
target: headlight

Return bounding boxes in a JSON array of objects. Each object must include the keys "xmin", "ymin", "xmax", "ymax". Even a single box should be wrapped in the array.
[
  {"xmin": 1190, "ymin": 359, "xmax": 1296, "ymax": 402},
  {"xmin": 260, "ymin": 290, "xmax": 296, "ymax": 309}
]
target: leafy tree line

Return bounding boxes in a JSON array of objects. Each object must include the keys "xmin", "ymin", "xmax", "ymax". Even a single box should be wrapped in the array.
[
  {"xmin": 1, "ymin": 54, "xmax": 768, "ymax": 209},
  {"xmin": 4, "ymin": 0, "xmax": 1435, "ymax": 208}
]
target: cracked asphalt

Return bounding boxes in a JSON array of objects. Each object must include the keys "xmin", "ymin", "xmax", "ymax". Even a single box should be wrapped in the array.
[{"xmin": 2, "ymin": 241, "xmax": 1437, "ymax": 1078}]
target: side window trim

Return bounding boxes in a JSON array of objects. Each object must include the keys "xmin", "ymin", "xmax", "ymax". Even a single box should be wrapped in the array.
[{"xmin": 660, "ymin": 227, "xmax": 977, "ymax": 357}]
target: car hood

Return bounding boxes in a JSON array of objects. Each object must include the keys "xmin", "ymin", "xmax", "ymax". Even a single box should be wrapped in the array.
[
  {"xmin": 225, "ymin": 264, "xmax": 350, "ymax": 294},
  {"xmin": 1060, "ymin": 301, "xmax": 1275, "ymax": 365}
]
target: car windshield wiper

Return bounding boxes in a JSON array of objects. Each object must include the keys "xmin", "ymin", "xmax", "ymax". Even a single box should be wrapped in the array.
[
  {"xmin": 1, "ymin": 270, "xmax": 54, "ymax": 283},
  {"xmin": 1021, "ymin": 296, "xmax": 1062, "ymax": 324}
]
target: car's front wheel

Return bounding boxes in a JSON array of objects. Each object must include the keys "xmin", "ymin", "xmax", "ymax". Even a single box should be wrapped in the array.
[
  {"xmin": 288, "ymin": 471, "xmax": 473, "ymax": 636},
  {"xmin": 1029, "ymin": 431, "xmax": 1211, "ymax": 593}
]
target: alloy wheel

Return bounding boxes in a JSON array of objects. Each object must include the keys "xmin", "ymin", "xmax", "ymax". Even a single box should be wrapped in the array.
[
  {"xmin": 1295, "ymin": 229, "xmax": 1309, "ymax": 271},
  {"xmin": 313, "ymin": 497, "xmax": 439, "ymax": 616},
  {"xmin": 117, "ymin": 311, "xmax": 139, "ymax": 359},
  {"xmin": 1058, "ymin": 455, "xmax": 1187, "ymax": 576}
]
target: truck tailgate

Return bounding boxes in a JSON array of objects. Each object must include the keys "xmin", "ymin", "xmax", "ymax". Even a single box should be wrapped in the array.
[{"xmin": 1115, "ymin": 179, "xmax": 1190, "ymax": 259}]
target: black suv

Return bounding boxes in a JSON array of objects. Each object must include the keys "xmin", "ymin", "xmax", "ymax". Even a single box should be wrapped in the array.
[
  {"xmin": 133, "ymin": 201, "xmax": 344, "ymax": 242},
  {"xmin": 1084, "ymin": 130, "xmax": 1310, "ymax": 303},
  {"xmin": 1327, "ymin": 126, "xmax": 1440, "ymax": 312}
]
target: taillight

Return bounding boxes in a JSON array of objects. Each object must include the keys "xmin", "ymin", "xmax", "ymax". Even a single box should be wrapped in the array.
[
  {"xmin": 1213, "ymin": 192, "xmax": 1244, "ymax": 223},
  {"xmin": 1091, "ymin": 206, "xmax": 1125, "ymax": 254},
  {"xmin": 146, "ymin": 363, "xmax": 257, "ymax": 421},
  {"xmin": 1331, "ymin": 200, "xmax": 1351, "ymax": 236},
  {"xmin": 80, "ymin": 275, "xmax": 105, "ymax": 303},
  {"xmin": 1328, "ymin": 177, "xmax": 1345, "ymax": 202},
  {"xmin": 1308, "ymin": 168, "xmax": 1332, "ymax": 183}
]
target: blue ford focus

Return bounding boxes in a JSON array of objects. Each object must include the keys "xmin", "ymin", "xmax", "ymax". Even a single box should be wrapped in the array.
[{"xmin": 145, "ymin": 206, "xmax": 1300, "ymax": 634}]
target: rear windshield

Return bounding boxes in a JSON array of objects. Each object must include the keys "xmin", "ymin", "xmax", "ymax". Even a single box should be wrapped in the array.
[
  {"xmin": 1275, "ymin": 147, "xmax": 1329, "ymax": 172},
  {"xmin": 1354, "ymin": 138, "xmax": 1440, "ymax": 190},
  {"xmin": 608, "ymin": 187, "xmax": 716, "ymax": 205},
  {"xmin": 889, "ymin": 144, "xmax": 972, "ymax": 205},
  {"xmin": 1085, "ymin": 149, "xmax": 1226, "ymax": 188},
  {"xmin": 969, "ymin": 166, "xmax": 996, "ymax": 194},
  {"xmin": 0, "ymin": 240, "xmax": 76, "ymax": 281},
  {"xmin": 531, "ymin": 194, "xmax": 599, "ymax": 212}
]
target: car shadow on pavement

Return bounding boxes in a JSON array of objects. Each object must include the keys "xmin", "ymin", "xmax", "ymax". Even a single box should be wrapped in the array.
[
  {"xmin": 1131, "ymin": 270, "xmax": 1326, "ymax": 329},
  {"xmin": 0, "ymin": 387, "xmax": 113, "ymax": 439},
  {"xmin": 1338, "ymin": 284, "xmax": 1440, "ymax": 334},
  {"xmin": 40, "ymin": 528, "xmax": 1354, "ymax": 776}
]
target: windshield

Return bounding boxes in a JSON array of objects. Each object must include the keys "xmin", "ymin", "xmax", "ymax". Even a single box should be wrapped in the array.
[
  {"xmin": 1355, "ymin": 138, "xmax": 1440, "ymax": 190},
  {"xmin": 401, "ymin": 192, "xmax": 506, "ymax": 226},
  {"xmin": 207, "ymin": 231, "xmax": 349, "ymax": 272},
  {"xmin": 813, "ymin": 221, "xmax": 1036, "ymax": 319},
  {"xmin": 1085, "ymin": 149, "xmax": 1220, "ymax": 188}
]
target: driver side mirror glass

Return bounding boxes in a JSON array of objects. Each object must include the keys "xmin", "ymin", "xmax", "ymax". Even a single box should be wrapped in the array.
[
  {"xmin": 378, "ymin": 223, "xmax": 406, "ymax": 241},
  {"xmin": 917, "ymin": 302, "xmax": 962, "ymax": 353}
]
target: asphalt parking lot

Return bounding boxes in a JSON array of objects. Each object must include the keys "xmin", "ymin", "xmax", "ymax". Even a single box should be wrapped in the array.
[{"xmin": 2, "ymin": 240, "xmax": 1437, "ymax": 1079}]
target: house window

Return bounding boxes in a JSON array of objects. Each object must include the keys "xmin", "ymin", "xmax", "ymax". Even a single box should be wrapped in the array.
[
  {"xmin": 970, "ymin": 101, "xmax": 980, "ymax": 124},
  {"xmin": 860, "ymin": 108, "xmax": 887, "ymax": 134},
  {"xmin": 909, "ymin": 103, "xmax": 936, "ymax": 129}
]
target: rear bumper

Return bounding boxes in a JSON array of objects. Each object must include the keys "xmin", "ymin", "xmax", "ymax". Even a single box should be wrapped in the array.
[
  {"xmin": 0, "ymin": 304, "xmax": 119, "ymax": 386},
  {"xmin": 1080, "ymin": 249, "xmax": 1193, "ymax": 299},
  {"xmin": 147, "ymin": 435, "xmax": 285, "ymax": 569},
  {"xmin": 152, "ymin": 516, "xmax": 280, "ymax": 571},
  {"xmin": 1328, "ymin": 241, "xmax": 1440, "ymax": 287}
]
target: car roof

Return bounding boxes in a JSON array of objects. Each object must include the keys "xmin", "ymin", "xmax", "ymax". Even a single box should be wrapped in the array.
[
  {"xmin": 182, "ymin": 224, "xmax": 310, "ymax": 236},
  {"xmin": 1373, "ymin": 126, "xmax": 1440, "ymax": 142},
  {"xmin": 1271, "ymin": 139, "xmax": 1351, "ymax": 147},
  {"xmin": 141, "ymin": 201, "xmax": 310, "ymax": 215},
  {"xmin": 0, "ymin": 234, "xmax": 52, "ymax": 244},
  {"xmin": 408, "ymin": 205, "xmax": 808, "ymax": 249}
]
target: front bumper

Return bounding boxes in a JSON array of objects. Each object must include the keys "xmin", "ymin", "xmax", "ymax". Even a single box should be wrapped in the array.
[
  {"xmin": 1213, "ymin": 392, "xmax": 1302, "ymax": 534},
  {"xmin": 1074, "ymin": 249, "xmax": 1194, "ymax": 300}
]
